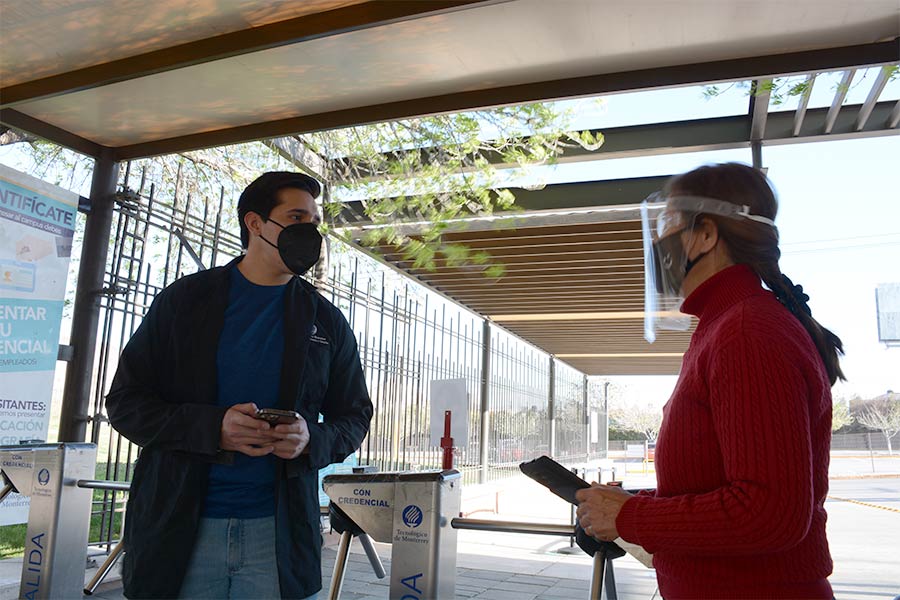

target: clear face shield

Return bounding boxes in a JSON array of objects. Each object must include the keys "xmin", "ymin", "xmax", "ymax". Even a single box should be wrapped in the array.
[{"xmin": 641, "ymin": 192, "xmax": 776, "ymax": 343}]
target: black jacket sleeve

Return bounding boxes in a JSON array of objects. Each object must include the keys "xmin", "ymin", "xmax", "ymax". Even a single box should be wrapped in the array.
[
  {"xmin": 303, "ymin": 310, "xmax": 373, "ymax": 471},
  {"xmin": 105, "ymin": 283, "xmax": 227, "ymax": 455}
]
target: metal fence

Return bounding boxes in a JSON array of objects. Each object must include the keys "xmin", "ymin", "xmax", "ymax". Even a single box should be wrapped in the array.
[
  {"xmin": 75, "ymin": 165, "xmax": 601, "ymax": 552},
  {"xmin": 609, "ymin": 433, "xmax": 900, "ymax": 454}
]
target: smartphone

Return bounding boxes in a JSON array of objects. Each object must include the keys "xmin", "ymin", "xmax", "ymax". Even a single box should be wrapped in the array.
[
  {"xmin": 255, "ymin": 408, "xmax": 300, "ymax": 425},
  {"xmin": 519, "ymin": 455, "xmax": 591, "ymax": 505}
]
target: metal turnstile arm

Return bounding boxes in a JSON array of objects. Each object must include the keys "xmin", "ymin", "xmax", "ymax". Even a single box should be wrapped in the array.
[
  {"xmin": 83, "ymin": 540, "xmax": 125, "ymax": 595},
  {"xmin": 357, "ymin": 534, "xmax": 386, "ymax": 579},
  {"xmin": 590, "ymin": 548, "xmax": 606, "ymax": 600},
  {"xmin": 0, "ymin": 481, "xmax": 15, "ymax": 504},
  {"xmin": 328, "ymin": 532, "xmax": 353, "ymax": 600}
]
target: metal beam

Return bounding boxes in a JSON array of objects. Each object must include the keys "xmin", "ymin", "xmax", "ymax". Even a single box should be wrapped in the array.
[
  {"xmin": 792, "ymin": 73, "xmax": 817, "ymax": 136},
  {"xmin": 108, "ymin": 39, "xmax": 900, "ymax": 160},
  {"xmin": 890, "ymin": 100, "xmax": 900, "ymax": 129},
  {"xmin": 749, "ymin": 79, "xmax": 772, "ymax": 169},
  {"xmin": 824, "ymin": 70, "xmax": 856, "ymax": 134},
  {"xmin": 336, "ymin": 176, "xmax": 668, "ymax": 230},
  {"xmin": 335, "ymin": 100, "xmax": 898, "ymax": 229},
  {"xmin": 0, "ymin": 1, "xmax": 505, "ymax": 108},
  {"xmin": 264, "ymin": 136, "xmax": 329, "ymax": 181},
  {"xmin": 857, "ymin": 66, "xmax": 891, "ymax": 131},
  {"xmin": 58, "ymin": 151, "xmax": 120, "ymax": 442},
  {"xmin": 749, "ymin": 79, "xmax": 772, "ymax": 142},
  {"xmin": 777, "ymin": 101, "xmax": 898, "ymax": 140},
  {"xmin": 0, "ymin": 109, "xmax": 106, "ymax": 158},
  {"xmin": 336, "ymin": 96, "xmax": 900, "ymax": 192}
]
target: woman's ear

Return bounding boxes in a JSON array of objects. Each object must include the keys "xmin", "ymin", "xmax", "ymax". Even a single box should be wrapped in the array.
[{"xmin": 694, "ymin": 217, "xmax": 720, "ymax": 253}]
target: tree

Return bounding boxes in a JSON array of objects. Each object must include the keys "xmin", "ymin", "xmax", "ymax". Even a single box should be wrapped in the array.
[
  {"xmin": 2, "ymin": 102, "xmax": 602, "ymax": 277},
  {"xmin": 854, "ymin": 392, "xmax": 900, "ymax": 455},
  {"xmin": 609, "ymin": 404, "xmax": 663, "ymax": 442},
  {"xmin": 831, "ymin": 399, "xmax": 854, "ymax": 432}
]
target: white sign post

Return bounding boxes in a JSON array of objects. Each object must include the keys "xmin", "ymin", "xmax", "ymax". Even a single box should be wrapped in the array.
[
  {"xmin": 429, "ymin": 379, "xmax": 469, "ymax": 447},
  {"xmin": 0, "ymin": 165, "xmax": 78, "ymax": 525}
]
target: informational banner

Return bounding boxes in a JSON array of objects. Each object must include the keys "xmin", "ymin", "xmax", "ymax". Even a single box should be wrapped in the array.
[{"xmin": 0, "ymin": 164, "xmax": 78, "ymax": 525}]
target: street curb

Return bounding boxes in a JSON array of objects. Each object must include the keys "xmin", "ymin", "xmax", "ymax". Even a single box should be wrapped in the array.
[{"xmin": 829, "ymin": 473, "xmax": 900, "ymax": 480}]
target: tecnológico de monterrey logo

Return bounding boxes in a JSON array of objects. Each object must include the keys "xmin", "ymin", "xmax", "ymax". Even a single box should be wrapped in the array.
[{"xmin": 402, "ymin": 504, "xmax": 423, "ymax": 528}]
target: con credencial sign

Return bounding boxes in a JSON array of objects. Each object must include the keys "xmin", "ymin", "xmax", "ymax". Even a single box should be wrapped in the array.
[{"xmin": 0, "ymin": 164, "xmax": 77, "ymax": 525}]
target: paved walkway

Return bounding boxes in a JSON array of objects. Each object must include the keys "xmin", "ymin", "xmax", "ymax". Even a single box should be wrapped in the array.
[{"xmin": 1, "ymin": 469, "xmax": 898, "ymax": 599}]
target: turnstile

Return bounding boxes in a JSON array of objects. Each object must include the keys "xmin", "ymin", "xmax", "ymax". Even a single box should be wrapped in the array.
[
  {"xmin": 0, "ymin": 443, "xmax": 96, "ymax": 600},
  {"xmin": 323, "ymin": 469, "xmax": 461, "ymax": 600}
]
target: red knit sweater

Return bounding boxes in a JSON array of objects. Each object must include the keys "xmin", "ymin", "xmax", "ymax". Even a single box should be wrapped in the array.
[{"xmin": 616, "ymin": 265, "xmax": 834, "ymax": 599}]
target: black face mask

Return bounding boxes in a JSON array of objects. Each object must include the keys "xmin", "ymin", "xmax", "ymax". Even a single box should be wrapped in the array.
[
  {"xmin": 651, "ymin": 229, "xmax": 711, "ymax": 294},
  {"xmin": 259, "ymin": 219, "xmax": 322, "ymax": 276}
]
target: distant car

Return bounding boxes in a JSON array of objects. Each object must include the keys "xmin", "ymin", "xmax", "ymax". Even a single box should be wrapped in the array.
[{"xmin": 491, "ymin": 438, "xmax": 524, "ymax": 464}]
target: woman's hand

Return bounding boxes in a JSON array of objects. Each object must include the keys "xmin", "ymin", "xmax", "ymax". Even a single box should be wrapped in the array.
[{"xmin": 575, "ymin": 483, "xmax": 633, "ymax": 541}]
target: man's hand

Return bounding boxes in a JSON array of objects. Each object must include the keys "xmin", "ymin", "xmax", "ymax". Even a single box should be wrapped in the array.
[
  {"xmin": 575, "ymin": 483, "xmax": 634, "ymax": 541},
  {"xmin": 220, "ymin": 403, "xmax": 278, "ymax": 457},
  {"xmin": 270, "ymin": 416, "xmax": 310, "ymax": 460}
]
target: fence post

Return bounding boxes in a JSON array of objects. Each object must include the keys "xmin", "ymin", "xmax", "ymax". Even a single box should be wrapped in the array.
[
  {"xmin": 548, "ymin": 357, "xmax": 556, "ymax": 457},
  {"xmin": 479, "ymin": 319, "xmax": 491, "ymax": 484},
  {"xmin": 866, "ymin": 432, "xmax": 875, "ymax": 473}
]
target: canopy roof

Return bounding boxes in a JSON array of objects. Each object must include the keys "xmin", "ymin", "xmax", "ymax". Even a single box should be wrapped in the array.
[
  {"xmin": 1, "ymin": 0, "xmax": 897, "ymax": 375},
  {"xmin": 2, "ymin": 0, "xmax": 897, "ymax": 160}
]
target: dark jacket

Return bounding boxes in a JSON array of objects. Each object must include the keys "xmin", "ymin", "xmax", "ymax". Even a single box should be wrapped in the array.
[{"xmin": 106, "ymin": 258, "xmax": 372, "ymax": 599}]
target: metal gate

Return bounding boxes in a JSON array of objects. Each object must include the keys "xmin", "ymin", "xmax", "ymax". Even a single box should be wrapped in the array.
[{"xmin": 77, "ymin": 164, "xmax": 604, "ymax": 553}]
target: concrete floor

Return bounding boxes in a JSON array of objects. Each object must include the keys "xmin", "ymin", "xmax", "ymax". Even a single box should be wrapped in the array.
[{"xmin": 1, "ymin": 463, "xmax": 898, "ymax": 599}]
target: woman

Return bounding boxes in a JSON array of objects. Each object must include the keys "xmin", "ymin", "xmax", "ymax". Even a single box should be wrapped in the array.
[{"xmin": 576, "ymin": 163, "xmax": 843, "ymax": 599}]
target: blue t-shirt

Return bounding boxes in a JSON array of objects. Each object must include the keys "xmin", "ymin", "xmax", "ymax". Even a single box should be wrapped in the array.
[{"xmin": 204, "ymin": 267, "xmax": 286, "ymax": 518}]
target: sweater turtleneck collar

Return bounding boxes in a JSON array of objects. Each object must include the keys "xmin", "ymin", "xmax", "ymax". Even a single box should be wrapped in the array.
[{"xmin": 680, "ymin": 263, "xmax": 766, "ymax": 324}]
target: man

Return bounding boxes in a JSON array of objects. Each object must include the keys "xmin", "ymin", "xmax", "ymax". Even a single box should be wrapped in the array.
[{"xmin": 107, "ymin": 172, "xmax": 373, "ymax": 599}]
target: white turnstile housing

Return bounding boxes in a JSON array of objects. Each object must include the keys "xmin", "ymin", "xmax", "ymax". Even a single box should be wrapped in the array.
[
  {"xmin": 0, "ymin": 443, "xmax": 96, "ymax": 600},
  {"xmin": 323, "ymin": 470, "xmax": 461, "ymax": 600}
]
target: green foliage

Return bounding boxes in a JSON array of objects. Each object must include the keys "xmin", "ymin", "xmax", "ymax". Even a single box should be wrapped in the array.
[
  {"xmin": 832, "ymin": 399, "xmax": 854, "ymax": 432},
  {"xmin": 704, "ymin": 65, "xmax": 900, "ymax": 109},
  {"xmin": 306, "ymin": 103, "xmax": 601, "ymax": 277},
  {"xmin": 3, "ymin": 101, "xmax": 600, "ymax": 278}
]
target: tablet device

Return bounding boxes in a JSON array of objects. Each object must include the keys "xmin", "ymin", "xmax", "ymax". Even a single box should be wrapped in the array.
[{"xmin": 519, "ymin": 455, "xmax": 590, "ymax": 505}]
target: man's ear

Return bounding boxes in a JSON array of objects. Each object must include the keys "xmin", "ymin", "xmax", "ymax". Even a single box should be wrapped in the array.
[{"xmin": 243, "ymin": 211, "xmax": 264, "ymax": 239}]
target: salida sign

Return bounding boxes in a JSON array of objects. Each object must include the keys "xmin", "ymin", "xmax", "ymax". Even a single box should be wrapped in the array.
[{"xmin": 21, "ymin": 531, "xmax": 45, "ymax": 600}]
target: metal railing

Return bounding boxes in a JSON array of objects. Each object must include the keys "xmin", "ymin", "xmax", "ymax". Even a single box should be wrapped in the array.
[{"xmin": 451, "ymin": 517, "xmax": 618, "ymax": 599}]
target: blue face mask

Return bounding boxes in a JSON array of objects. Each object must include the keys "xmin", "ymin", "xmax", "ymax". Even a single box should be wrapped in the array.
[{"xmin": 260, "ymin": 219, "xmax": 322, "ymax": 275}]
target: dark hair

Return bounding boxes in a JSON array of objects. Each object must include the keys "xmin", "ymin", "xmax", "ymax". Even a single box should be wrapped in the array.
[
  {"xmin": 666, "ymin": 162, "xmax": 845, "ymax": 384},
  {"xmin": 237, "ymin": 171, "xmax": 321, "ymax": 248}
]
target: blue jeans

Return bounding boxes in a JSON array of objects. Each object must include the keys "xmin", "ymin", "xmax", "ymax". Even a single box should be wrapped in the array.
[{"xmin": 178, "ymin": 516, "xmax": 318, "ymax": 600}]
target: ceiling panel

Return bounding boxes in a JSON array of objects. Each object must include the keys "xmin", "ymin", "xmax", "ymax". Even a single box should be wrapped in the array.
[
  {"xmin": 359, "ymin": 215, "xmax": 695, "ymax": 375},
  {"xmin": 4, "ymin": 0, "xmax": 897, "ymax": 150}
]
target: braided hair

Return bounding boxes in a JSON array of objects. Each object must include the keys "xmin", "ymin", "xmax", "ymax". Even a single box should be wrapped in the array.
[{"xmin": 666, "ymin": 163, "xmax": 846, "ymax": 384}]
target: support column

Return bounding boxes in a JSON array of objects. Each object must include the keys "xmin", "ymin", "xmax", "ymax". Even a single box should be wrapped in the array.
[
  {"xmin": 478, "ymin": 319, "xmax": 491, "ymax": 484},
  {"xmin": 751, "ymin": 141, "xmax": 764, "ymax": 170},
  {"xmin": 583, "ymin": 374, "xmax": 590, "ymax": 460},
  {"xmin": 59, "ymin": 151, "xmax": 120, "ymax": 442},
  {"xmin": 602, "ymin": 380, "xmax": 610, "ymax": 458},
  {"xmin": 548, "ymin": 357, "xmax": 556, "ymax": 457}
]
